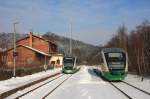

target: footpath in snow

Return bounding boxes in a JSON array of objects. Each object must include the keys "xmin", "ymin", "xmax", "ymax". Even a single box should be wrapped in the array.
[{"xmin": 0, "ymin": 68, "xmax": 62, "ymax": 94}]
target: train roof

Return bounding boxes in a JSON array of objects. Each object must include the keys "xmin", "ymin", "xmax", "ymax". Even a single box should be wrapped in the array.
[{"xmin": 102, "ymin": 48, "xmax": 126, "ymax": 53}]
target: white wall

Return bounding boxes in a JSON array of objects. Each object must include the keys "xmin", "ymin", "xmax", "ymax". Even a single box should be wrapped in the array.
[{"xmin": 49, "ymin": 54, "xmax": 63, "ymax": 67}]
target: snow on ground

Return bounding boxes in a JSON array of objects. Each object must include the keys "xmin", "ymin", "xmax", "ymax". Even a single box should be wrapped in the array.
[
  {"xmin": 124, "ymin": 74, "xmax": 150, "ymax": 93},
  {"xmin": 113, "ymin": 82, "xmax": 150, "ymax": 99},
  {"xmin": 20, "ymin": 74, "xmax": 70, "ymax": 99},
  {"xmin": 46, "ymin": 66, "xmax": 128, "ymax": 99},
  {"xmin": 5, "ymin": 74, "xmax": 63, "ymax": 99},
  {"xmin": 1, "ymin": 66, "xmax": 150, "ymax": 99},
  {"xmin": 0, "ymin": 68, "xmax": 62, "ymax": 94}
]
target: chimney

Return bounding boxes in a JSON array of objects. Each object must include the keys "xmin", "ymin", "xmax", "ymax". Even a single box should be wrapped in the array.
[{"xmin": 29, "ymin": 32, "xmax": 33, "ymax": 47}]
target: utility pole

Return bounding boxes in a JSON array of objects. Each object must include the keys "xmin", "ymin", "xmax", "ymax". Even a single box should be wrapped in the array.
[
  {"xmin": 13, "ymin": 22, "xmax": 19, "ymax": 77},
  {"xmin": 69, "ymin": 21, "xmax": 72, "ymax": 56}
]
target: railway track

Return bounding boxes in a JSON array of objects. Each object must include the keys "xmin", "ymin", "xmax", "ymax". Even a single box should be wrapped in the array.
[
  {"xmin": 122, "ymin": 81, "xmax": 150, "ymax": 95},
  {"xmin": 109, "ymin": 82, "xmax": 132, "ymax": 99},
  {"xmin": 5, "ymin": 74, "xmax": 65, "ymax": 99},
  {"xmin": 42, "ymin": 74, "xmax": 72, "ymax": 99},
  {"xmin": 109, "ymin": 81, "xmax": 150, "ymax": 99},
  {"xmin": 0, "ymin": 72, "xmax": 61, "ymax": 99},
  {"xmin": 6, "ymin": 74, "xmax": 72, "ymax": 99},
  {"xmin": 94, "ymin": 68, "xmax": 150, "ymax": 99}
]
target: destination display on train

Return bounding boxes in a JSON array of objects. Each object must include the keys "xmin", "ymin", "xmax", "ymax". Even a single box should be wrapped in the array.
[{"xmin": 108, "ymin": 53, "xmax": 122, "ymax": 57}]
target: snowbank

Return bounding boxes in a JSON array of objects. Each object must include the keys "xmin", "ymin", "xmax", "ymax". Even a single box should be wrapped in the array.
[{"xmin": 0, "ymin": 68, "xmax": 62, "ymax": 94}]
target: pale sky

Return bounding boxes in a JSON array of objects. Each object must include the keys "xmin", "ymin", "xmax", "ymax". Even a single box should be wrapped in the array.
[{"xmin": 0, "ymin": 0, "xmax": 150, "ymax": 45}]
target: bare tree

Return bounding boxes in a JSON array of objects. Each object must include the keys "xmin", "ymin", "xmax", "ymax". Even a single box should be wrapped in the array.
[{"xmin": 105, "ymin": 20, "xmax": 150, "ymax": 76}]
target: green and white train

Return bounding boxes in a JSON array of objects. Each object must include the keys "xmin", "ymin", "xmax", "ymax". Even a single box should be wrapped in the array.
[
  {"xmin": 97, "ymin": 48, "xmax": 128, "ymax": 81},
  {"xmin": 62, "ymin": 56, "xmax": 78, "ymax": 74}
]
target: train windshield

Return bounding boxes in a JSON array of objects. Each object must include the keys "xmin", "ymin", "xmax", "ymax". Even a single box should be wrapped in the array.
[
  {"xmin": 105, "ymin": 52, "xmax": 126, "ymax": 69},
  {"xmin": 63, "ymin": 57, "xmax": 74, "ymax": 66},
  {"xmin": 108, "ymin": 53, "xmax": 123, "ymax": 58}
]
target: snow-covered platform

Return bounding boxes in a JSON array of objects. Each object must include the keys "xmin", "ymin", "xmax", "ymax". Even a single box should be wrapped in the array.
[{"xmin": 0, "ymin": 68, "xmax": 62, "ymax": 96}]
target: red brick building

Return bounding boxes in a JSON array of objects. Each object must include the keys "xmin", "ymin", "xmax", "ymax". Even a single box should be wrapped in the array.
[{"xmin": 6, "ymin": 32, "xmax": 59, "ymax": 68}]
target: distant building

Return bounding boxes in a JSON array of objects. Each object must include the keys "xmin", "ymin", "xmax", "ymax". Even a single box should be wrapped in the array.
[{"xmin": 6, "ymin": 32, "xmax": 63, "ymax": 69}]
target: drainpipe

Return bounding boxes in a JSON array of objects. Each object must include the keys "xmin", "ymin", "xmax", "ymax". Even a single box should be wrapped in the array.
[
  {"xmin": 29, "ymin": 32, "xmax": 33, "ymax": 47},
  {"xmin": 44, "ymin": 56, "xmax": 47, "ymax": 71}
]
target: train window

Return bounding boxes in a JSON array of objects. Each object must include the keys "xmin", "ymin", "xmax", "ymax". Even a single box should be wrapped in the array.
[
  {"xmin": 105, "ymin": 52, "xmax": 126, "ymax": 62},
  {"xmin": 108, "ymin": 53, "xmax": 122, "ymax": 58}
]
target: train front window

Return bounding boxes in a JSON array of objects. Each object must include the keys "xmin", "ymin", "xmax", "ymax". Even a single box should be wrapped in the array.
[
  {"xmin": 105, "ymin": 52, "xmax": 126, "ymax": 69},
  {"xmin": 64, "ymin": 59, "xmax": 73, "ymax": 63},
  {"xmin": 64, "ymin": 58, "xmax": 74, "ymax": 66},
  {"xmin": 108, "ymin": 53, "xmax": 122, "ymax": 58},
  {"xmin": 63, "ymin": 58, "xmax": 74, "ymax": 70}
]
